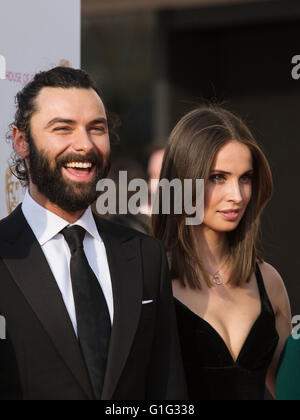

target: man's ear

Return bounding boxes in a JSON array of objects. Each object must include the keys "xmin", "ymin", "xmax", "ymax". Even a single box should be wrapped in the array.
[{"xmin": 13, "ymin": 126, "xmax": 29, "ymax": 159}]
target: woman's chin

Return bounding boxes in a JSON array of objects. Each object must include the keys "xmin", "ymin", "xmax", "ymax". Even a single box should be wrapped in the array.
[{"xmin": 200, "ymin": 222, "xmax": 240, "ymax": 234}]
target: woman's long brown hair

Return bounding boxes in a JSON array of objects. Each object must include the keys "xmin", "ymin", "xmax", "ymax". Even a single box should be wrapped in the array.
[{"xmin": 152, "ymin": 106, "xmax": 273, "ymax": 289}]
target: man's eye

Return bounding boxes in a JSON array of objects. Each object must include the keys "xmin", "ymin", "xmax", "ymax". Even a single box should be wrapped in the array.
[
  {"xmin": 54, "ymin": 127, "xmax": 71, "ymax": 132},
  {"xmin": 90, "ymin": 126, "xmax": 105, "ymax": 133}
]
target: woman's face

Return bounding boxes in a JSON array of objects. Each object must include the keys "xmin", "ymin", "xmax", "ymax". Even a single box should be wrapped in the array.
[{"xmin": 203, "ymin": 141, "xmax": 254, "ymax": 233}]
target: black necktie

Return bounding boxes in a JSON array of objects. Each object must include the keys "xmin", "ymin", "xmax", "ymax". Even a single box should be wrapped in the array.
[{"xmin": 61, "ymin": 225, "xmax": 111, "ymax": 399}]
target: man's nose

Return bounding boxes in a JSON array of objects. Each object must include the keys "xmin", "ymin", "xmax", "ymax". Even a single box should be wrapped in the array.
[{"xmin": 71, "ymin": 130, "xmax": 93, "ymax": 153}]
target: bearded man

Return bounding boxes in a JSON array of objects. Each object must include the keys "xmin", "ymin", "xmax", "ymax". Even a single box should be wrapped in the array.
[{"xmin": 0, "ymin": 67, "xmax": 186, "ymax": 401}]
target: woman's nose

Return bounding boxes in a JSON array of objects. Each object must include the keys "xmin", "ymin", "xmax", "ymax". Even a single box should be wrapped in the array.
[{"xmin": 226, "ymin": 180, "xmax": 243, "ymax": 203}]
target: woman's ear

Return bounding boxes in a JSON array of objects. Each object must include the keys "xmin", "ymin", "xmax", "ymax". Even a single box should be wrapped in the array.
[{"xmin": 12, "ymin": 126, "xmax": 29, "ymax": 159}]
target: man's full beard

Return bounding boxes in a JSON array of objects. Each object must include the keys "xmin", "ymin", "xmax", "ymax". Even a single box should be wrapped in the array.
[{"xmin": 27, "ymin": 135, "xmax": 110, "ymax": 213}]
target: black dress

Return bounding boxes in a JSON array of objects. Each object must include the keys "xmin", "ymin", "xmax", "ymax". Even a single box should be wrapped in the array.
[{"xmin": 174, "ymin": 264, "xmax": 279, "ymax": 400}]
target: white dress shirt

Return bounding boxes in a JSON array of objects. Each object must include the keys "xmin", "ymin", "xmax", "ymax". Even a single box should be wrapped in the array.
[{"xmin": 22, "ymin": 191, "xmax": 114, "ymax": 336}]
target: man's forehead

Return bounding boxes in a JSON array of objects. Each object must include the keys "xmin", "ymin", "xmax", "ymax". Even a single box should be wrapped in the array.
[{"xmin": 34, "ymin": 86, "xmax": 106, "ymax": 114}]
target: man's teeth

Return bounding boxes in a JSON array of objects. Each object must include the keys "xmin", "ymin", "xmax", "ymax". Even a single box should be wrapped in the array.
[{"xmin": 65, "ymin": 162, "xmax": 93, "ymax": 169}]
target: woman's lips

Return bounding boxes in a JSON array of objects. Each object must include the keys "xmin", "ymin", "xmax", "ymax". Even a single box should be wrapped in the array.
[{"xmin": 218, "ymin": 209, "xmax": 241, "ymax": 221}]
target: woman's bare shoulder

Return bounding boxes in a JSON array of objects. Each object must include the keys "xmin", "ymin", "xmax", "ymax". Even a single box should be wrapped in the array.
[
  {"xmin": 258, "ymin": 261, "xmax": 290, "ymax": 316},
  {"xmin": 258, "ymin": 261, "xmax": 284, "ymax": 286}
]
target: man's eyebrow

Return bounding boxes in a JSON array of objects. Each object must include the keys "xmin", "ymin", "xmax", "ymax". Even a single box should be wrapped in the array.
[
  {"xmin": 88, "ymin": 118, "xmax": 108, "ymax": 127},
  {"xmin": 44, "ymin": 118, "xmax": 76, "ymax": 129},
  {"xmin": 44, "ymin": 117, "xmax": 108, "ymax": 129}
]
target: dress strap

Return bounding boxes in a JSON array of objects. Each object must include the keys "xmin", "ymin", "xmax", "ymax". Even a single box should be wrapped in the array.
[{"xmin": 255, "ymin": 263, "xmax": 275, "ymax": 316}]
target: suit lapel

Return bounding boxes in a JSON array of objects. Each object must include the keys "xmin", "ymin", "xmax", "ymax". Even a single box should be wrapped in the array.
[
  {"xmin": 95, "ymin": 218, "xmax": 143, "ymax": 400},
  {"xmin": 0, "ymin": 206, "xmax": 94, "ymax": 400}
]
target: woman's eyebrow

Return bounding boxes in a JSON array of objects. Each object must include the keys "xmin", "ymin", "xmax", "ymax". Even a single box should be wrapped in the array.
[
  {"xmin": 210, "ymin": 169, "xmax": 253, "ymax": 174},
  {"xmin": 210, "ymin": 170, "xmax": 231, "ymax": 175}
]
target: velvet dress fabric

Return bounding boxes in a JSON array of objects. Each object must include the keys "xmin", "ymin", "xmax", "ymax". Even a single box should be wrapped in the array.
[{"xmin": 175, "ymin": 265, "xmax": 279, "ymax": 400}]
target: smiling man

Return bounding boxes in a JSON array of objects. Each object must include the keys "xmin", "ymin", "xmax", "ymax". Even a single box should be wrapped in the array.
[
  {"xmin": 14, "ymin": 81, "xmax": 111, "ymax": 221},
  {"xmin": 0, "ymin": 67, "xmax": 186, "ymax": 400}
]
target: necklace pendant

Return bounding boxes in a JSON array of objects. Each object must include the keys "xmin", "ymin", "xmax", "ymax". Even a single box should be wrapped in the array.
[{"xmin": 213, "ymin": 273, "xmax": 223, "ymax": 286}]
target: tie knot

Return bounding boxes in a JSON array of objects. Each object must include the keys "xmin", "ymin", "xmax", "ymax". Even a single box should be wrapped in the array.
[{"xmin": 61, "ymin": 225, "xmax": 86, "ymax": 254}]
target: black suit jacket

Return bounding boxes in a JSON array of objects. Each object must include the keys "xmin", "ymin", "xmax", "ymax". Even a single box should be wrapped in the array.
[{"xmin": 0, "ymin": 205, "xmax": 187, "ymax": 400}]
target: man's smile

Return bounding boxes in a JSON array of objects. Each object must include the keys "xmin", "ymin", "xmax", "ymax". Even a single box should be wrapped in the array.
[{"xmin": 62, "ymin": 162, "xmax": 96, "ymax": 181}]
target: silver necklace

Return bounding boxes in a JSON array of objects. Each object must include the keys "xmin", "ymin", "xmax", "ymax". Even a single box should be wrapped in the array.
[
  {"xmin": 207, "ymin": 257, "xmax": 230, "ymax": 286},
  {"xmin": 212, "ymin": 272, "xmax": 224, "ymax": 286}
]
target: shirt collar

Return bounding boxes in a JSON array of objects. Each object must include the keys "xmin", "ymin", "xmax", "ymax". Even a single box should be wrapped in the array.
[{"xmin": 22, "ymin": 190, "xmax": 102, "ymax": 246}]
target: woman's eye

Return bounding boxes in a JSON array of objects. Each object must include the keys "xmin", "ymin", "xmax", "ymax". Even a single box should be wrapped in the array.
[
  {"xmin": 210, "ymin": 174, "xmax": 226, "ymax": 183},
  {"xmin": 240, "ymin": 174, "xmax": 253, "ymax": 184}
]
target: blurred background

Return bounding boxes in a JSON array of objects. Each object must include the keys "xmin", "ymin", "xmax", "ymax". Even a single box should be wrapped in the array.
[{"xmin": 82, "ymin": 0, "xmax": 300, "ymax": 316}]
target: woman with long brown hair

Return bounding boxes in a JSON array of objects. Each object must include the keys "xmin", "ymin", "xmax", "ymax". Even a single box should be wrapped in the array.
[{"xmin": 152, "ymin": 105, "xmax": 291, "ymax": 400}]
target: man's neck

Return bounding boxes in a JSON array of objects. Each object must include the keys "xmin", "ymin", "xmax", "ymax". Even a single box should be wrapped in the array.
[{"xmin": 28, "ymin": 184, "xmax": 85, "ymax": 224}]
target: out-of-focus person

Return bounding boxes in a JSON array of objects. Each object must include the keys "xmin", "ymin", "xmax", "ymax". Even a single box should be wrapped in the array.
[
  {"xmin": 143, "ymin": 141, "xmax": 166, "ymax": 217},
  {"xmin": 276, "ymin": 334, "xmax": 300, "ymax": 400},
  {"xmin": 98, "ymin": 157, "xmax": 151, "ymax": 234}
]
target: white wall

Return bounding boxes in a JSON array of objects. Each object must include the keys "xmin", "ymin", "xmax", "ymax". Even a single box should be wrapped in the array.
[{"xmin": 0, "ymin": 0, "xmax": 81, "ymax": 219}]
